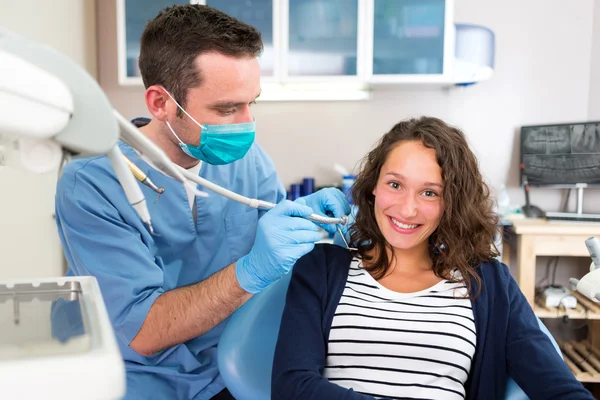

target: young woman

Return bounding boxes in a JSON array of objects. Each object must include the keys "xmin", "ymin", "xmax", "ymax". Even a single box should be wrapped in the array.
[{"xmin": 271, "ymin": 117, "xmax": 593, "ymax": 400}]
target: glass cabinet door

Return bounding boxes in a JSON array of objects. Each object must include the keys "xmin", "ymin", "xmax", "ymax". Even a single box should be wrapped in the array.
[
  {"xmin": 205, "ymin": 0, "xmax": 275, "ymax": 77},
  {"xmin": 287, "ymin": 0, "xmax": 359, "ymax": 77},
  {"xmin": 119, "ymin": 0, "xmax": 455, "ymax": 88},
  {"xmin": 122, "ymin": 0, "xmax": 189, "ymax": 80},
  {"xmin": 372, "ymin": 0, "xmax": 446, "ymax": 76}
]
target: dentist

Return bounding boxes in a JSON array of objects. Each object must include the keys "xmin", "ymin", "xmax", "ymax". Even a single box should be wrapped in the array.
[{"xmin": 54, "ymin": 4, "xmax": 349, "ymax": 400}]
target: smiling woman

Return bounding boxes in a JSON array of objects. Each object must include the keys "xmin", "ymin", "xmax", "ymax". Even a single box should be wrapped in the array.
[
  {"xmin": 270, "ymin": 116, "xmax": 595, "ymax": 400},
  {"xmin": 351, "ymin": 117, "xmax": 499, "ymax": 293}
]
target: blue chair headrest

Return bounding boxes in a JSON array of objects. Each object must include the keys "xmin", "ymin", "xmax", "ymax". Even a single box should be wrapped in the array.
[{"xmin": 218, "ymin": 271, "xmax": 293, "ymax": 399}]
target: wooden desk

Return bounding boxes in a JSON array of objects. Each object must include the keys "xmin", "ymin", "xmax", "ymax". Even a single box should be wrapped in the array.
[
  {"xmin": 506, "ymin": 218, "xmax": 600, "ymax": 385},
  {"xmin": 507, "ymin": 217, "xmax": 600, "ymax": 308}
]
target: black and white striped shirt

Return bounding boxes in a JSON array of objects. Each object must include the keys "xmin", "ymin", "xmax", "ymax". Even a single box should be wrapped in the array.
[{"xmin": 323, "ymin": 259, "xmax": 476, "ymax": 400}]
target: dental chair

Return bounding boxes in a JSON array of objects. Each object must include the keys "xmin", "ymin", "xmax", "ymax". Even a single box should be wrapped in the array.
[{"xmin": 218, "ymin": 264, "xmax": 562, "ymax": 400}]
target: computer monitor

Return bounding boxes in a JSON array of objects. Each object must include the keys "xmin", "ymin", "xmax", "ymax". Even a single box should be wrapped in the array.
[{"xmin": 520, "ymin": 121, "xmax": 600, "ymax": 188}]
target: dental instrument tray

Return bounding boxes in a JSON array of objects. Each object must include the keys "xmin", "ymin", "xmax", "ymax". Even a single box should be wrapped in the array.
[{"xmin": 0, "ymin": 276, "xmax": 125, "ymax": 400}]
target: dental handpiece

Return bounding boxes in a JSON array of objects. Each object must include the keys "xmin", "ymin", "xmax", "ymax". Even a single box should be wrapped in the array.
[
  {"xmin": 106, "ymin": 145, "xmax": 154, "ymax": 234},
  {"xmin": 257, "ymin": 202, "xmax": 348, "ymax": 226},
  {"xmin": 122, "ymin": 154, "xmax": 165, "ymax": 197},
  {"xmin": 256, "ymin": 201, "xmax": 348, "ymax": 225},
  {"xmin": 176, "ymin": 166, "xmax": 347, "ymax": 225}
]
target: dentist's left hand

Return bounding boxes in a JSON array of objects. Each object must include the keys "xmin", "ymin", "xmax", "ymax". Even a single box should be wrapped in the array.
[
  {"xmin": 295, "ymin": 188, "xmax": 351, "ymax": 234},
  {"xmin": 236, "ymin": 200, "xmax": 324, "ymax": 294}
]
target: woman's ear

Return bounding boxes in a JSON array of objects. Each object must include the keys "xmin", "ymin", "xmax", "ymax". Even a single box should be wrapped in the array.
[{"xmin": 429, "ymin": 235, "xmax": 446, "ymax": 256}]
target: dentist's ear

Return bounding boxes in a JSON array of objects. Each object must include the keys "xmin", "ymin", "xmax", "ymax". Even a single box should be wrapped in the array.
[{"xmin": 144, "ymin": 85, "xmax": 174, "ymax": 121}]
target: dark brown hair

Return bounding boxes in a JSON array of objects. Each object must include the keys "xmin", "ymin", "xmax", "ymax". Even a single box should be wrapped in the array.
[
  {"xmin": 138, "ymin": 4, "xmax": 263, "ymax": 115},
  {"xmin": 350, "ymin": 116, "xmax": 499, "ymax": 295}
]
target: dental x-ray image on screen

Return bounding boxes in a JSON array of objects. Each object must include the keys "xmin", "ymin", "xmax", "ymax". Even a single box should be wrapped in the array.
[{"xmin": 520, "ymin": 121, "xmax": 600, "ymax": 186}]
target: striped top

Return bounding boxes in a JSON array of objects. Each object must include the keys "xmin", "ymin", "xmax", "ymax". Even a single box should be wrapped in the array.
[{"xmin": 323, "ymin": 259, "xmax": 476, "ymax": 400}]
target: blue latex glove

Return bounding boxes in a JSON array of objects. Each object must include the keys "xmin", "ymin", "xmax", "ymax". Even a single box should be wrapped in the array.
[
  {"xmin": 236, "ymin": 200, "xmax": 324, "ymax": 294},
  {"xmin": 295, "ymin": 188, "xmax": 351, "ymax": 234}
]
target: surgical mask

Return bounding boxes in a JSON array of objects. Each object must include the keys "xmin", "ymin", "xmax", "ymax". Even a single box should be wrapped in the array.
[{"xmin": 164, "ymin": 90, "xmax": 256, "ymax": 165}]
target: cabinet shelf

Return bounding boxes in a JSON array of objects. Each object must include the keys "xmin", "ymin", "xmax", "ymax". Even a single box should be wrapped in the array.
[
  {"xmin": 533, "ymin": 290, "xmax": 600, "ymax": 320},
  {"xmin": 535, "ymin": 290, "xmax": 600, "ymax": 320},
  {"xmin": 561, "ymin": 341, "xmax": 600, "ymax": 383},
  {"xmin": 117, "ymin": 0, "xmax": 477, "ymax": 92},
  {"xmin": 290, "ymin": 37, "xmax": 357, "ymax": 54}
]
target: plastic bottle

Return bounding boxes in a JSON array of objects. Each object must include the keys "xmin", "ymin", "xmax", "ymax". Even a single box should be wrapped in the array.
[
  {"xmin": 289, "ymin": 184, "xmax": 302, "ymax": 201},
  {"xmin": 497, "ymin": 184, "xmax": 511, "ymax": 216},
  {"xmin": 342, "ymin": 175, "xmax": 356, "ymax": 205},
  {"xmin": 302, "ymin": 177, "xmax": 315, "ymax": 196}
]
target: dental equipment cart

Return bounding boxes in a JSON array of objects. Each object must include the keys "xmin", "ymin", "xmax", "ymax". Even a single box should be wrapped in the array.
[{"xmin": 0, "ymin": 276, "xmax": 125, "ymax": 400}]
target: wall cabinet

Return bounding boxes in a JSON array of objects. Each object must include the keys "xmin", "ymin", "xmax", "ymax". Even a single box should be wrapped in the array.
[{"xmin": 117, "ymin": 0, "xmax": 481, "ymax": 100}]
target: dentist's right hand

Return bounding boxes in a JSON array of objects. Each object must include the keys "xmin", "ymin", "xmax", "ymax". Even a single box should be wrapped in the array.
[{"xmin": 236, "ymin": 200, "xmax": 323, "ymax": 294}]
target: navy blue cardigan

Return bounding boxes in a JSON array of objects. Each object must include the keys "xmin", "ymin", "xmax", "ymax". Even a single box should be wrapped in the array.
[{"xmin": 272, "ymin": 244, "xmax": 593, "ymax": 399}]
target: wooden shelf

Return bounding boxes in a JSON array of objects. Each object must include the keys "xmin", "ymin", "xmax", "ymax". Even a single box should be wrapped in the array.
[
  {"xmin": 535, "ymin": 306, "xmax": 600, "ymax": 320},
  {"xmin": 507, "ymin": 217, "xmax": 600, "ymax": 236},
  {"xmin": 505, "ymin": 217, "xmax": 600, "ymax": 389},
  {"xmin": 561, "ymin": 341, "xmax": 600, "ymax": 383},
  {"xmin": 535, "ymin": 290, "xmax": 600, "ymax": 320}
]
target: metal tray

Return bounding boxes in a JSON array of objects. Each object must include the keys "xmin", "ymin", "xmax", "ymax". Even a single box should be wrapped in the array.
[{"xmin": 0, "ymin": 281, "xmax": 92, "ymax": 360}]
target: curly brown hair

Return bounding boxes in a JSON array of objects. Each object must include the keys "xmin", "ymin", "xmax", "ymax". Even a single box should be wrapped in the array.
[{"xmin": 350, "ymin": 116, "xmax": 499, "ymax": 296}]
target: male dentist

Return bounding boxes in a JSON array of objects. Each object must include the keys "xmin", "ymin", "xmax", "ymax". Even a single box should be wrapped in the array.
[{"xmin": 55, "ymin": 4, "xmax": 349, "ymax": 399}]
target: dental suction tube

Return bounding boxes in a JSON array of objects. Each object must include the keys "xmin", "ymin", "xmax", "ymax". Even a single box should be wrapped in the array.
[{"xmin": 177, "ymin": 166, "xmax": 348, "ymax": 226}]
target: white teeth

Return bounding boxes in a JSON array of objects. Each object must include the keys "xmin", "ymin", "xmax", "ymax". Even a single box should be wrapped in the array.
[{"xmin": 391, "ymin": 218, "xmax": 418, "ymax": 229}]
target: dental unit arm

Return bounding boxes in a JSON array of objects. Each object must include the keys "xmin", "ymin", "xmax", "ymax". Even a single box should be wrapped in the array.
[
  {"xmin": 0, "ymin": 30, "xmax": 346, "ymax": 228},
  {"xmin": 570, "ymin": 237, "xmax": 600, "ymax": 302},
  {"xmin": 0, "ymin": 30, "xmax": 213, "ymax": 234}
]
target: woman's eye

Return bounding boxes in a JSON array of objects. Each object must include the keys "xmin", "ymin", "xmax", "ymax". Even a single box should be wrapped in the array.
[
  {"xmin": 389, "ymin": 182, "xmax": 400, "ymax": 190},
  {"xmin": 423, "ymin": 190, "xmax": 438, "ymax": 197}
]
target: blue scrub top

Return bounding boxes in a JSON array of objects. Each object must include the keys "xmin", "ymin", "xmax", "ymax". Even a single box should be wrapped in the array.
[{"xmin": 55, "ymin": 136, "xmax": 285, "ymax": 400}]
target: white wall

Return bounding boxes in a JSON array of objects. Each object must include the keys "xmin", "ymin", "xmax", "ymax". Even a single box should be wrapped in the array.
[
  {"xmin": 0, "ymin": 0, "xmax": 97, "ymax": 279},
  {"xmin": 95, "ymin": 0, "xmax": 600, "ymax": 290},
  {"xmin": 1, "ymin": 1, "xmax": 597, "ymax": 284},
  {"xmin": 590, "ymin": 0, "xmax": 600, "ymax": 120},
  {"xmin": 98, "ymin": 0, "xmax": 600, "ymax": 216}
]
